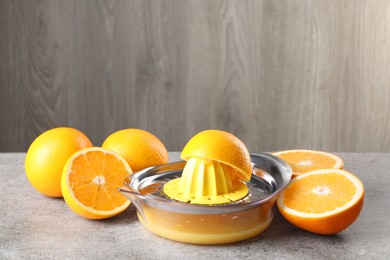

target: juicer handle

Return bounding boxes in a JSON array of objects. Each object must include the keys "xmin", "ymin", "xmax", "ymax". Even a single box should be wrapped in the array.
[{"xmin": 117, "ymin": 185, "xmax": 145, "ymax": 200}]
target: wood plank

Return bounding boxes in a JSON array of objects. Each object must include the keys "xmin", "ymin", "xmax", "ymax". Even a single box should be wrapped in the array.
[{"xmin": 1, "ymin": 0, "xmax": 390, "ymax": 152}]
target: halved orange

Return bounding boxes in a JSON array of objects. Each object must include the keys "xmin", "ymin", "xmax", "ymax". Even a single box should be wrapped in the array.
[
  {"xmin": 61, "ymin": 147, "xmax": 133, "ymax": 219},
  {"xmin": 277, "ymin": 169, "xmax": 364, "ymax": 235},
  {"xmin": 181, "ymin": 130, "xmax": 252, "ymax": 182},
  {"xmin": 273, "ymin": 149, "xmax": 344, "ymax": 177}
]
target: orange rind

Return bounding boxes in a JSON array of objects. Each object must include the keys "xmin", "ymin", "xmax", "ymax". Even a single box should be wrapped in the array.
[
  {"xmin": 181, "ymin": 130, "xmax": 252, "ymax": 182},
  {"xmin": 102, "ymin": 128, "xmax": 168, "ymax": 172}
]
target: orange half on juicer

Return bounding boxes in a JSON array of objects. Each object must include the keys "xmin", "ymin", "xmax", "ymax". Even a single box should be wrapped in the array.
[{"xmin": 164, "ymin": 130, "xmax": 252, "ymax": 205}]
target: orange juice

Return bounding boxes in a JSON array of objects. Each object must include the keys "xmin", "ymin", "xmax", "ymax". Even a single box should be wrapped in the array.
[{"xmin": 137, "ymin": 200, "xmax": 274, "ymax": 244}]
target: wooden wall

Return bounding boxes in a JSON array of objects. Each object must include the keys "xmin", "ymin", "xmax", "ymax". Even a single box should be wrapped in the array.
[{"xmin": 1, "ymin": 0, "xmax": 390, "ymax": 152}]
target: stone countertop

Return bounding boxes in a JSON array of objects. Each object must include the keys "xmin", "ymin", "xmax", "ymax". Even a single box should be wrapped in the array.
[{"xmin": 1, "ymin": 152, "xmax": 389, "ymax": 259}]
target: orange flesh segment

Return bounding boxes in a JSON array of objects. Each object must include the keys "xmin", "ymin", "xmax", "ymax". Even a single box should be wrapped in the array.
[
  {"xmin": 283, "ymin": 173, "xmax": 356, "ymax": 214},
  {"xmin": 278, "ymin": 152, "xmax": 339, "ymax": 173},
  {"xmin": 68, "ymin": 151, "xmax": 129, "ymax": 211}
]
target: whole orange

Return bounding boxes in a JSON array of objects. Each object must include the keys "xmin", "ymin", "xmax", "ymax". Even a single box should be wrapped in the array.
[
  {"xmin": 25, "ymin": 127, "xmax": 93, "ymax": 197},
  {"xmin": 102, "ymin": 129, "xmax": 169, "ymax": 172}
]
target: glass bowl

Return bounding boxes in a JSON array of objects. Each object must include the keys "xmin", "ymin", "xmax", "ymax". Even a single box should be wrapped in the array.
[{"xmin": 118, "ymin": 152, "xmax": 292, "ymax": 244}]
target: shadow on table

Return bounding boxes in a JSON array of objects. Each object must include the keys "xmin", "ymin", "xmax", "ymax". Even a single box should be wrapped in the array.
[
  {"xmin": 94, "ymin": 204, "xmax": 138, "ymax": 225},
  {"xmin": 230, "ymin": 208, "xmax": 345, "ymax": 247}
]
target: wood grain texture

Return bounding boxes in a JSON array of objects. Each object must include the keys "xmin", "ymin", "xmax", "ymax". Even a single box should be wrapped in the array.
[{"xmin": 1, "ymin": 0, "xmax": 390, "ymax": 152}]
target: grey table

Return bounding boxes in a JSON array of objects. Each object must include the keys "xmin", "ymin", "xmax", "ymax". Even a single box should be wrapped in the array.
[{"xmin": 1, "ymin": 152, "xmax": 389, "ymax": 259}]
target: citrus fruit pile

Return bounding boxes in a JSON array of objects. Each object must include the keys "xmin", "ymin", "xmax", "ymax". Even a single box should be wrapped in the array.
[
  {"xmin": 25, "ymin": 127, "xmax": 168, "ymax": 219},
  {"xmin": 25, "ymin": 127, "xmax": 364, "ymax": 236},
  {"xmin": 273, "ymin": 149, "xmax": 364, "ymax": 235}
]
